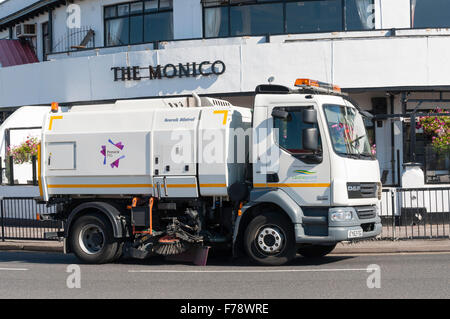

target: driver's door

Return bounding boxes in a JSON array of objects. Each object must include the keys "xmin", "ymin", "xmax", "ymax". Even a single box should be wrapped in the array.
[{"xmin": 261, "ymin": 104, "xmax": 331, "ymax": 206}]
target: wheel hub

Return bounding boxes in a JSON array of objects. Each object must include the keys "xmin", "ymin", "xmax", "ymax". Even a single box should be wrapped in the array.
[
  {"xmin": 79, "ymin": 224, "xmax": 105, "ymax": 255},
  {"xmin": 256, "ymin": 226, "xmax": 284, "ymax": 255}
]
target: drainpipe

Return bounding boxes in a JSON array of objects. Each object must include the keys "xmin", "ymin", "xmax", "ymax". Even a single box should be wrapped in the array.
[
  {"xmin": 389, "ymin": 93, "xmax": 396, "ymax": 185},
  {"xmin": 48, "ymin": 8, "xmax": 53, "ymax": 57}
]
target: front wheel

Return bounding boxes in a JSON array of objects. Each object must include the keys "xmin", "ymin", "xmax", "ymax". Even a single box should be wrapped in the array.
[
  {"xmin": 69, "ymin": 213, "xmax": 119, "ymax": 264},
  {"xmin": 297, "ymin": 244, "xmax": 336, "ymax": 258},
  {"xmin": 244, "ymin": 212, "xmax": 296, "ymax": 266}
]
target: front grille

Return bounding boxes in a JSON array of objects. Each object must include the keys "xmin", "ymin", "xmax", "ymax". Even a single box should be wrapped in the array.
[
  {"xmin": 347, "ymin": 182, "xmax": 377, "ymax": 199},
  {"xmin": 356, "ymin": 206, "xmax": 377, "ymax": 220}
]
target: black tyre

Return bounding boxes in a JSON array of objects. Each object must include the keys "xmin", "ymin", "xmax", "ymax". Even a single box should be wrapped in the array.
[
  {"xmin": 297, "ymin": 244, "xmax": 336, "ymax": 258},
  {"xmin": 244, "ymin": 212, "xmax": 296, "ymax": 266},
  {"xmin": 112, "ymin": 242, "xmax": 124, "ymax": 262},
  {"xmin": 69, "ymin": 213, "xmax": 119, "ymax": 264}
]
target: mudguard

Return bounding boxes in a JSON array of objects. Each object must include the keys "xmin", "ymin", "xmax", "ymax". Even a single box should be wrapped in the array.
[
  {"xmin": 65, "ymin": 201, "xmax": 126, "ymax": 239},
  {"xmin": 233, "ymin": 189, "xmax": 304, "ymax": 247}
]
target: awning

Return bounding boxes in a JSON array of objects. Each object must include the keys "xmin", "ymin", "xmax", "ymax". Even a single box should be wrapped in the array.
[{"xmin": 0, "ymin": 39, "xmax": 38, "ymax": 68}]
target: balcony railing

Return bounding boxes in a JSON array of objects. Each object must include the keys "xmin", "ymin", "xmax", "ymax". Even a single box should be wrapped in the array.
[{"xmin": 52, "ymin": 26, "xmax": 95, "ymax": 54}]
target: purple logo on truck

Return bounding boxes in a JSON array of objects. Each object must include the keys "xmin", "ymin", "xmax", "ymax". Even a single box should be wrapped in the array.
[{"xmin": 101, "ymin": 139, "xmax": 125, "ymax": 168}]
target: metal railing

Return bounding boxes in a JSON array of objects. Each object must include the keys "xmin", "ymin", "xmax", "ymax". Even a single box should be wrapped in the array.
[
  {"xmin": 0, "ymin": 187, "xmax": 448, "ymax": 241},
  {"xmin": 379, "ymin": 187, "xmax": 450, "ymax": 239},
  {"xmin": 52, "ymin": 26, "xmax": 96, "ymax": 53},
  {"xmin": 0, "ymin": 197, "xmax": 63, "ymax": 241}
]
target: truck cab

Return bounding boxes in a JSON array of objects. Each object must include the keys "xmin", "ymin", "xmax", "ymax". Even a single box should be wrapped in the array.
[{"xmin": 236, "ymin": 79, "xmax": 382, "ymax": 264}]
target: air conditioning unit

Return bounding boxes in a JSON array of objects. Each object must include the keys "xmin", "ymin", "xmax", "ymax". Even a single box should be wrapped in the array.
[{"xmin": 15, "ymin": 23, "xmax": 37, "ymax": 38}]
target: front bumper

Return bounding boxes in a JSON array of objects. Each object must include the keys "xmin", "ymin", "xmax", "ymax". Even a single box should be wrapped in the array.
[{"xmin": 295, "ymin": 206, "xmax": 382, "ymax": 244}]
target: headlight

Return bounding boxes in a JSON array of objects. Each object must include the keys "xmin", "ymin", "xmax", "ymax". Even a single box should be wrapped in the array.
[{"xmin": 330, "ymin": 210, "xmax": 353, "ymax": 221}]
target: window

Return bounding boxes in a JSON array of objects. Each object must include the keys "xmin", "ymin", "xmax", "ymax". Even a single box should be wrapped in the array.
[
  {"xmin": 411, "ymin": 0, "xmax": 450, "ymax": 28},
  {"xmin": 345, "ymin": 0, "xmax": 375, "ymax": 30},
  {"xmin": 230, "ymin": 3, "xmax": 283, "ymax": 36},
  {"xmin": 273, "ymin": 107, "xmax": 322, "ymax": 158},
  {"xmin": 403, "ymin": 113, "xmax": 450, "ymax": 184},
  {"xmin": 323, "ymin": 104, "xmax": 373, "ymax": 159},
  {"xmin": 104, "ymin": 0, "xmax": 173, "ymax": 47},
  {"xmin": 203, "ymin": 0, "xmax": 374, "ymax": 38},
  {"xmin": 42, "ymin": 22, "xmax": 50, "ymax": 60},
  {"xmin": 286, "ymin": 1, "xmax": 341, "ymax": 34}
]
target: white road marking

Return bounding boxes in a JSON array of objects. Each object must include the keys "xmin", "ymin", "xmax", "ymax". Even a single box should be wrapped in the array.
[
  {"xmin": 128, "ymin": 268, "xmax": 374, "ymax": 273},
  {"xmin": 0, "ymin": 267, "xmax": 29, "ymax": 271}
]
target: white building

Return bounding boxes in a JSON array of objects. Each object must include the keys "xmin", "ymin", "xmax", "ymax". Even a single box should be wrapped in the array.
[{"xmin": 0, "ymin": 0, "xmax": 449, "ymax": 188}]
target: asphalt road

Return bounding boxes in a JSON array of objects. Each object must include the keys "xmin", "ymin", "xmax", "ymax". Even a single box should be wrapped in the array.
[{"xmin": 0, "ymin": 251, "xmax": 449, "ymax": 299}]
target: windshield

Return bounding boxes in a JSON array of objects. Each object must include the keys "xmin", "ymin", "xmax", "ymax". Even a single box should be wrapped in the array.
[{"xmin": 323, "ymin": 104, "xmax": 373, "ymax": 159}]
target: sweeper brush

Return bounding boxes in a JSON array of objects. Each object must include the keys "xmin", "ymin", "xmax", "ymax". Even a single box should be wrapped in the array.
[{"xmin": 153, "ymin": 235, "xmax": 189, "ymax": 256}]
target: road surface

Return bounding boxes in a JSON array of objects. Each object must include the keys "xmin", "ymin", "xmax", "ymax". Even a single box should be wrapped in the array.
[{"xmin": 0, "ymin": 251, "xmax": 449, "ymax": 299}]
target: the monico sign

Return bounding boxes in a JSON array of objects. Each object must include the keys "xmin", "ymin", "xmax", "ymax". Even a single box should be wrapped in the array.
[{"xmin": 111, "ymin": 60, "xmax": 226, "ymax": 82}]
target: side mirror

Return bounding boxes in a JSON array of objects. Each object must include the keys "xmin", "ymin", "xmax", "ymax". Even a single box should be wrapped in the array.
[
  {"xmin": 303, "ymin": 128, "xmax": 319, "ymax": 151},
  {"xmin": 303, "ymin": 109, "xmax": 317, "ymax": 124},
  {"xmin": 272, "ymin": 109, "xmax": 289, "ymax": 120}
]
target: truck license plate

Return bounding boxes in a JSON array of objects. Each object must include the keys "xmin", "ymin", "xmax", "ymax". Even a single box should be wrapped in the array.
[{"xmin": 348, "ymin": 229, "xmax": 363, "ymax": 239}]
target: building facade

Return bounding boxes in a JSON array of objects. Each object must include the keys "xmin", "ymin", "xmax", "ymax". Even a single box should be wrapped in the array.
[{"xmin": 0, "ymin": 0, "xmax": 450, "ymax": 187}]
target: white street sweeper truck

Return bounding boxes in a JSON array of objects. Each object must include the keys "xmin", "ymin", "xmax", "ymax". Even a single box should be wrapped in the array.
[{"xmin": 37, "ymin": 79, "xmax": 382, "ymax": 265}]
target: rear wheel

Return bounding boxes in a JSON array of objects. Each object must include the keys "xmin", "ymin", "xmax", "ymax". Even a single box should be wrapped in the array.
[
  {"xmin": 69, "ymin": 213, "xmax": 119, "ymax": 264},
  {"xmin": 244, "ymin": 212, "xmax": 296, "ymax": 266},
  {"xmin": 297, "ymin": 244, "xmax": 336, "ymax": 258}
]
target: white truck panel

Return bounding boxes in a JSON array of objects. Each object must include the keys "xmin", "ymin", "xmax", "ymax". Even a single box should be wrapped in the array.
[{"xmin": 41, "ymin": 98, "xmax": 252, "ymax": 200}]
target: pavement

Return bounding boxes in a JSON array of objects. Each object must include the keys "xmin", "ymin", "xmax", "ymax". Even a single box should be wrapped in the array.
[{"xmin": 1, "ymin": 238, "xmax": 450, "ymax": 254}]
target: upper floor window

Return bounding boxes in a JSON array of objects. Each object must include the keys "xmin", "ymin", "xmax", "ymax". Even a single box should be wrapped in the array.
[
  {"xmin": 104, "ymin": 0, "xmax": 173, "ymax": 47},
  {"xmin": 411, "ymin": 0, "xmax": 450, "ymax": 28},
  {"xmin": 202, "ymin": 0, "xmax": 375, "ymax": 38}
]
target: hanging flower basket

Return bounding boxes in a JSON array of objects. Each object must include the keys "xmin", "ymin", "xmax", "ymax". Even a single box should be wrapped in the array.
[
  {"xmin": 6, "ymin": 137, "xmax": 40, "ymax": 165},
  {"xmin": 417, "ymin": 108, "xmax": 450, "ymax": 153}
]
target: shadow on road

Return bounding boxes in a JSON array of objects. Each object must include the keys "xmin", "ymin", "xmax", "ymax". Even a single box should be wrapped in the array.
[
  {"xmin": 0, "ymin": 251, "xmax": 78, "ymax": 265},
  {"xmin": 117, "ymin": 254, "xmax": 355, "ymax": 267},
  {"xmin": 0, "ymin": 251, "xmax": 355, "ymax": 267}
]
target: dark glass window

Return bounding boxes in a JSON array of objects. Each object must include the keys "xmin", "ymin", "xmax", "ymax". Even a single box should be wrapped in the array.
[
  {"xmin": 273, "ymin": 107, "xmax": 322, "ymax": 156},
  {"xmin": 204, "ymin": 7, "xmax": 229, "ymax": 37},
  {"xmin": 104, "ymin": 0, "xmax": 173, "ymax": 47},
  {"xmin": 286, "ymin": 1, "xmax": 342, "ymax": 34},
  {"xmin": 345, "ymin": 0, "xmax": 375, "ymax": 30},
  {"xmin": 130, "ymin": 15, "xmax": 143, "ymax": 44},
  {"xmin": 203, "ymin": 0, "xmax": 375, "ymax": 38},
  {"xmin": 411, "ymin": 0, "xmax": 450, "ymax": 28},
  {"xmin": 106, "ymin": 17, "xmax": 129, "ymax": 46},
  {"xmin": 144, "ymin": 11, "xmax": 173, "ymax": 42},
  {"xmin": 230, "ymin": 3, "xmax": 283, "ymax": 36}
]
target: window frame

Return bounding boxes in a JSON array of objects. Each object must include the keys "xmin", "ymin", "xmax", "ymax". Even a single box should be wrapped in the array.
[
  {"xmin": 202, "ymin": 0, "xmax": 375, "ymax": 39},
  {"xmin": 103, "ymin": 0, "xmax": 173, "ymax": 47},
  {"xmin": 272, "ymin": 105, "xmax": 324, "ymax": 164}
]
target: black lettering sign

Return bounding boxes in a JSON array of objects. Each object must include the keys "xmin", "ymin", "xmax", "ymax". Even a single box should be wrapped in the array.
[{"xmin": 112, "ymin": 60, "xmax": 226, "ymax": 81}]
